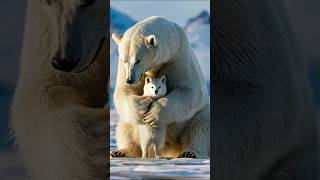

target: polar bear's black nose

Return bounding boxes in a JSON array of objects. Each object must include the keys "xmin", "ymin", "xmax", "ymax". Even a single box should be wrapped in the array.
[
  {"xmin": 126, "ymin": 79, "xmax": 135, "ymax": 84},
  {"xmin": 52, "ymin": 58, "xmax": 78, "ymax": 72}
]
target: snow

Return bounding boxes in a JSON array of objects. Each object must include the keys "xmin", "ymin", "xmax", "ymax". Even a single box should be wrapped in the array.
[{"xmin": 111, "ymin": 158, "xmax": 210, "ymax": 179}]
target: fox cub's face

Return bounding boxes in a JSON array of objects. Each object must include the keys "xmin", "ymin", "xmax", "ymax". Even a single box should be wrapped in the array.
[{"xmin": 143, "ymin": 76, "xmax": 166, "ymax": 97}]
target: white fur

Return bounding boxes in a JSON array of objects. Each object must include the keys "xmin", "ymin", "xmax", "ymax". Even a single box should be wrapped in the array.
[
  {"xmin": 212, "ymin": 1, "xmax": 318, "ymax": 179},
  {"xmin": 140, "ymin": 76, "xmax": 167, "ymax": 158},
  {"xmin": 40, "ymin": 0, "xmax": 106, "ymax": 72},
  {"xmin": 143, "ymin": 76, "xmax": 166, "ymax": 97},
  {"xmin": 112, "ymin": 16, "xmax": 209, "ymax": 158},
  {"xmin": 10, "ymin": 0, "xmax": 108, "ymax": 179}
]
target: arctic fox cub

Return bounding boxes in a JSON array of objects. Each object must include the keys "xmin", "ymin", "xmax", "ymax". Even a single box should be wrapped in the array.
[{"xmin": 140, "ymin": 75, "xmax": 167, "ymax": 158}]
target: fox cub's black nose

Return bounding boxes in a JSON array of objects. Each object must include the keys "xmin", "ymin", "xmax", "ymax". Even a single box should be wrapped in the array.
[{"xmin": 155, "ymin": 90, "xmax": 158, "ymax": 94}]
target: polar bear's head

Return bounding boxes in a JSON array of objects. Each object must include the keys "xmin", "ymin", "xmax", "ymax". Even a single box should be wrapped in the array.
[
  {"xmin": 112, "ymin": 32, "xmax": 160, "ymax": 84},
  {"xmin": 112, "ymin": 16, "xmax": 179, "ymax": 84},
  {"xmin": 40, "ymin": 0, "xmax": 106, "ymax": 72}
]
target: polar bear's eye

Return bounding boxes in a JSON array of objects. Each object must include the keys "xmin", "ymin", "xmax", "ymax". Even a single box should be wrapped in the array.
[{"xmin": 134, "ymin": 60, "xmax": 141, "ymax": 65}]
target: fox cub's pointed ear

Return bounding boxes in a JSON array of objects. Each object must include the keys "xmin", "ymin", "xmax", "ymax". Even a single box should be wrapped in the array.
[
  {"xmin": 112, "ymin": 33, "xmax": 123, "ymax": 45},
  {"xmin": 144, "ymin": 35, "xmax": 158, "ymax": 48},
  {"xmin": 145, "ymin": 76, "xmax": 152, "ymax": 84},
  {"xmin": 161, "ymin": 76, "xmax": 166, "ymax": 84}
]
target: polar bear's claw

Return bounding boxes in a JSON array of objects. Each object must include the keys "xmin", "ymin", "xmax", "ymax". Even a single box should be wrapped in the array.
[
  {"xmin": 178, "ymin": 151, "xmax": 196, "ymax": 158},
  {"xmin": 111, "ymin": 150, "xmax": 126, "ymax": 157}
]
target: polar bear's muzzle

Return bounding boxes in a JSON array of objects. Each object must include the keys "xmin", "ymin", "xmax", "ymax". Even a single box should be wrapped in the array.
[
  {"xmin": 126, "ymin": 74, "xmax": 143, "ymax": 84},
  {"xmin": 126, "ymin": 71, "xmax": 142, "ymax": 85},
  {"xmin": 126, "ymin": 66, "xmax": 144, "ymax": 84},
  {"xmin": 52, "ymin": 56, "xmax": 80, "ymax": 72}
]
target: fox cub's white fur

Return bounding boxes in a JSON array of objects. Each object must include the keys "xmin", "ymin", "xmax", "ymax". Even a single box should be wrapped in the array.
[{"xmin": 140, "ymin": 75, "xmax": 167, "ymax": 158}]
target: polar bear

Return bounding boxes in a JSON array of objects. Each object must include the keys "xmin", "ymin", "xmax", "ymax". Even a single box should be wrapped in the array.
[
  {"xmin": 111, "ymin": 16, "xmax": 210, "ymax": 159},
  {"xmin": 212, "ymin": 1, "xmax": 318, "ymax": 179},
  {"xmin": 139, "ymin": 75, "xmax": 167, "ymax": 158},
  {"xmin": 11, "ymin": 0, "xmax": 108, "ymax": 179}
]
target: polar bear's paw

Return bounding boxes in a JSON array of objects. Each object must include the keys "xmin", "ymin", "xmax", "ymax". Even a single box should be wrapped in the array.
[
  {"xmin": 110, "ymin": 150, "xmax": 126, "ymax": 157},
  {"xmin": 155, "ymin": 155, "xmax": 165, "ymax": 159},
  {"xmin": 178, "ymin": 151, "xmax": 197, "ymax": 158}
]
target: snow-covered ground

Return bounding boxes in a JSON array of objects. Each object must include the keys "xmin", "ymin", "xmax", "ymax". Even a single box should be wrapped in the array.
[{"xmin": 111, "ymin": 158, "xmax": 210, "ymax": 179}]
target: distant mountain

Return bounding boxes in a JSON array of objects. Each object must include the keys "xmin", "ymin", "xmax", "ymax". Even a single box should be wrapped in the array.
[
  {"xmin": 110, "ymin": 7, "xmax": 136, "ymax": 33},
  {"xmin": 184, "ymin": 10, "xmax": 210, "ymax": 83},
  {"xmin": 184, "ymin": 10, "xmax": 210, "ymax": 32}
]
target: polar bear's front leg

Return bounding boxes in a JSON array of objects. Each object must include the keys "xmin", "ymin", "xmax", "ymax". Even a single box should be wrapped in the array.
[
  {"xmin": 111, "ymin": 121, "xmax": 142, "ymax": 158},
  {"xmin": 114, "ymin": 89, "xmax": 153, "ymax": 125},
  {"xmin": 143, "ymin": 88, "xmax": 206, "ymax": 127}
]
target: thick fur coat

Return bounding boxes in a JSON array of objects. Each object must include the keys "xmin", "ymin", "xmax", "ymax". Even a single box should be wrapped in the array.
[
  {"xmin": 112, "ymin": 16, "xmax": 210, "ymax": 158},
  {"xmin": 212, "ymin": 1, "xmax": 318, "ymax": 179},
  {"xmin": 10, "ymin": 0, "xmax": 109, "ymax": 179}
]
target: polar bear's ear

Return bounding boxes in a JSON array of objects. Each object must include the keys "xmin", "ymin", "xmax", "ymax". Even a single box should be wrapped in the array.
[
  {"xmin": 160, "ymin": 75, "xmax": 166, "ymax": 84},
  {"xmin": 112, "ymin": 33, "xmax": 123, "ymax": 45},
  {"xmin": 144, "ymin": 35, "xmax": 158, "ymax": 48},
  {"xmin": 145, "ymin": 76, "xmax": 152, "ymax": 84}
]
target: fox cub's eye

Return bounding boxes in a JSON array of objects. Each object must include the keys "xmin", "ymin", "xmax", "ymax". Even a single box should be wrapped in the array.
[
  {"xmin": 122, "ymin": 59, "xmax": 128, "ymax": 64},
  {"xmin": 151, "ymin": 86, "xmax": 154, "ymax": 89},
  {"xmin": 158, "ymin": 86, "xmax": 161, "ymax": 89}
]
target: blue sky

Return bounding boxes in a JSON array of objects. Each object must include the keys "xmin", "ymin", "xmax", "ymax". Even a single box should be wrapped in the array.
[{"xmin": 110, "ymin": 0, "xmax": 210, "ymax": 26}]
